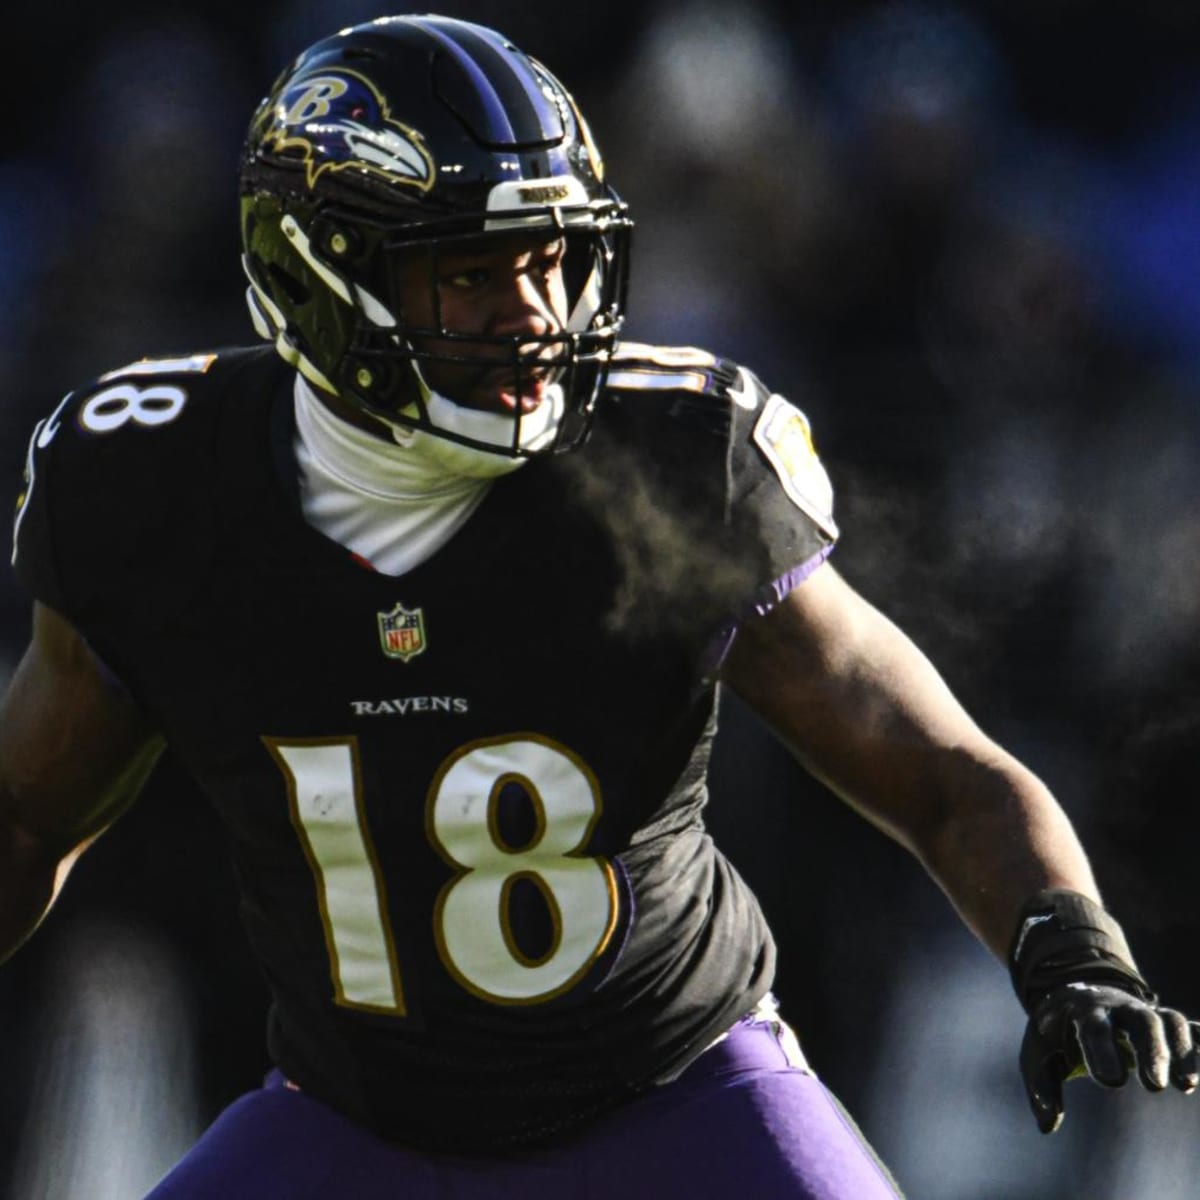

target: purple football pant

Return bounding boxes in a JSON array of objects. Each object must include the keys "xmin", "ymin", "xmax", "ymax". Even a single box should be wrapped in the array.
[{"xmin": 144, "ymin": 1007, "xmax": 904, "ymax": 1199}]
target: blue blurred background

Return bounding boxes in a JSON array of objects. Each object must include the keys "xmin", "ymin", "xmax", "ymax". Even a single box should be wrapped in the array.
[{"xmin": 2, "ymin": 2, "xmax": 1200, "ymax": 1196}]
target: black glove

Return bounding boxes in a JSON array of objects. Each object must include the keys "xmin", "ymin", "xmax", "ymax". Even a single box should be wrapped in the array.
[
  {"xmin": 1019, "ymin": 981, "xmax": 1199, "ymax": 1133},
  {"xmin": 1009, "ymin": 889, "xmax": 1200, "ymax": 1133}
]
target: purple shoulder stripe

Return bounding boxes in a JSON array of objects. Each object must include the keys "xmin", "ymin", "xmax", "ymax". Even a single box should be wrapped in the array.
[
  {"xmin": 753, "ymin": 544, "xmax": 834, "ymax": 618},
  {"xmin": 698, "ymin": 545, "xmax": 835, "ymax": 681}
]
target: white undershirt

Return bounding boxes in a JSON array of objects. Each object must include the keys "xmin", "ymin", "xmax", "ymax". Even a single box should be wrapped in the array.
[{"xmin": 293, "ymin": 376, "xmax": 492, "ymax": 576}]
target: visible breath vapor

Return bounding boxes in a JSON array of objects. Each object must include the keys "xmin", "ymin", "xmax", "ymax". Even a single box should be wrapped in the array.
[{"xmin": 558, "ymin": 437, "xmax": 762, "ymax": 643}]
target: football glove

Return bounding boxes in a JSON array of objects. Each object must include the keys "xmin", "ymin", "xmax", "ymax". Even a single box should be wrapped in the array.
[{"xmin": 1009, "ymin": 889, "xmax": 1200, "ymax": 1133}]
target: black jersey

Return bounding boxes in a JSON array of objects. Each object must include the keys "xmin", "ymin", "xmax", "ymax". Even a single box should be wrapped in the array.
[{"xmin": 12, "ymin": 343, "xmax": 837, "ymax": 1151}]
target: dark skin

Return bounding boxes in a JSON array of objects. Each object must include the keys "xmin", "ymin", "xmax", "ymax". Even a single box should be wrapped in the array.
[
  {"xmin": 403, "ymin": 232, "xmax": 568, "ymax": 414},
  {"xmin": 721, "ymin": 565, "xmax": 1096, "ymax": 958},
  {"xmin": 327, "ymin": 232, "xmax": 570, "ymax": 435},
  {"xmin": 0, "ymin": 603, "xmax": 162, "ymax": 959},
  {"xmin": 1, "ymin": 233, "xmax": 1194, "ymax": 1126}
]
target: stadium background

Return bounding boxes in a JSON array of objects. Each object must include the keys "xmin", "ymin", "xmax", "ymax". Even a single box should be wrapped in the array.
[{"xmin": 2, "ymin": 1, "xmax": 1199, "ymax": 1195}]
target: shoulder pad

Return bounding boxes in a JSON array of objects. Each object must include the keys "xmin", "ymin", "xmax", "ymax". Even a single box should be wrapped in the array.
[
  {"xmin": 600, "ymin": 344, "xmax": 838, "ymax": 541},
  {"xmin": 605, "ymin": 344, "xmax": 777, "ymax": 415},
  {"xmin": 31, "ymin": 347, "xmax": 276, "ymax": 449},
  {"xmin": 13, "ymin": 347, "xmax": 274, "ymax": 614},
  {"xmin": 606, "ymin": 342, "xmax": 722, "ymax": 395},
  {"xmin": 96, "ymin": 352, "xmax": 222, "ymax": 382}
]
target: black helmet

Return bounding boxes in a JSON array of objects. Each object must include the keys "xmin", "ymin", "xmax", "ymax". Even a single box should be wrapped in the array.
[{"xmin": 239, "ymin": 14, "xmax": 632, "ymax": 459}]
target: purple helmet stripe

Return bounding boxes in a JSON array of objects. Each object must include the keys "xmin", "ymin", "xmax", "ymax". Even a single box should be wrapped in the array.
[
  {"xmin": 408, "ymin": 17, "xmax": 563, "ymax": 148},
  {"xmin": 408, "ymin": 17, "xmax": 516, "ymax": 143},
  {"xmin": 455, "ymin": 22, "xmax": 564, "ymax": 140}
]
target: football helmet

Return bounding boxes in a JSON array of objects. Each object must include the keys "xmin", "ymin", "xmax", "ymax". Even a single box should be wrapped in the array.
[{"xmin": 239, "ymin": 15, "xmax": 632, "ymax": 469}]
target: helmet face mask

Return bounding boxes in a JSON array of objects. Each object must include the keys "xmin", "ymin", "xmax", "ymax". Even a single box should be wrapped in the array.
[{"xmin": 239, "ymin": 15, "xmax": 632, "ymax": 461}]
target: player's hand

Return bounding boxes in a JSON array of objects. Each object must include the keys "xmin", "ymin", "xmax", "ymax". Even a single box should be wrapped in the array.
[{"xmin": 1019, "ymin": 981, "xmax": 1200, "ymax": 1133}]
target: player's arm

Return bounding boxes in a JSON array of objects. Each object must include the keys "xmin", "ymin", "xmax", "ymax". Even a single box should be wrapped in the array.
[
  {"xmin": 721, "ymin": 561, "xmax": 1090, "ymax": 947},
  {"xmin": 0, "ymin": 601, "xmax": 164, "ymax": 964},
  {"xmin": 720, "ymin": 561, "xmax": 1199, "ymax": 1129}
]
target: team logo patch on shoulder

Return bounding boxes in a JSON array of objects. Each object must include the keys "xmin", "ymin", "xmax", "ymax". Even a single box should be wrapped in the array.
[
  {"xmin": 378, "ymin": 602, "xmax": 427, "ymax": 662},
  {"xmin": 753, "ymin": 395, "xmax": 838, "ymax": 538},
  {"xmin": 261, "ymin": 68, "xmax": 435, "ymax": 192}
]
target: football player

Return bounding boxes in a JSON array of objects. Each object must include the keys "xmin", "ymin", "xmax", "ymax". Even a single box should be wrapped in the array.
[{"xmin": 1, "ymin": 15, "xmax": 1195, "ymax": 1200}]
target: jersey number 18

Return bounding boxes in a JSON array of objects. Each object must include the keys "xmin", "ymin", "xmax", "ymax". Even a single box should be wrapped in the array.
[{"xmin": 265, "ymin": 733, "xmax": 619, "ymax": 1013}]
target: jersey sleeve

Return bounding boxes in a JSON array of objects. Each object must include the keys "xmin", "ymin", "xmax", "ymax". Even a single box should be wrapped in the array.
[
  {"xmin": 723, "ymin": 361, "xmax": 839, "ymax": 616},
  {"xmin": 595, "ymin": 344, "xmax": 839, "ymax": 656},
  {"xmin": 10, "ymin": 351, "xmax": 235, "ymax": 695}
]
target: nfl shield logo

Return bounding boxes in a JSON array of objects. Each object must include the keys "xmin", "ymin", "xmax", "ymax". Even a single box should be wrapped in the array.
[{"xmin": 377, "ymin": 602, "xmax": 427, "ymax": 662}]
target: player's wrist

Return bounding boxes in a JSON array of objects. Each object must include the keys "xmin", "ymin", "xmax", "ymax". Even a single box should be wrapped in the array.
[{"xmin": 1008, "ymin": 888, "xmax": 1155, "ymax": 1013}]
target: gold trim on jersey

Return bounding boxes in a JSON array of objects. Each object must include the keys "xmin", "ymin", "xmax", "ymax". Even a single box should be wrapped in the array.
[
  {"xmin": 426, "ymin": 732, "xmax": 619, "ymax": 1007},
  {"xmin": 264, "ymin": 734, "xmax": 408, "ymax": 1016}
]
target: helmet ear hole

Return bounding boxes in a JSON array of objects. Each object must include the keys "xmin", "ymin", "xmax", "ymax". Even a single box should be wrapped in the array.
[{"xmin": 267, "ymin": 262, "xmax": 310, "ymax": 307}]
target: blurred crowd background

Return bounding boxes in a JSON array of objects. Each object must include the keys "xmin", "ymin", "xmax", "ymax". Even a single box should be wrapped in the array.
[{"xmin": 3, "ymin": 1, "xmax": 1200, "ymax": 1196}]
